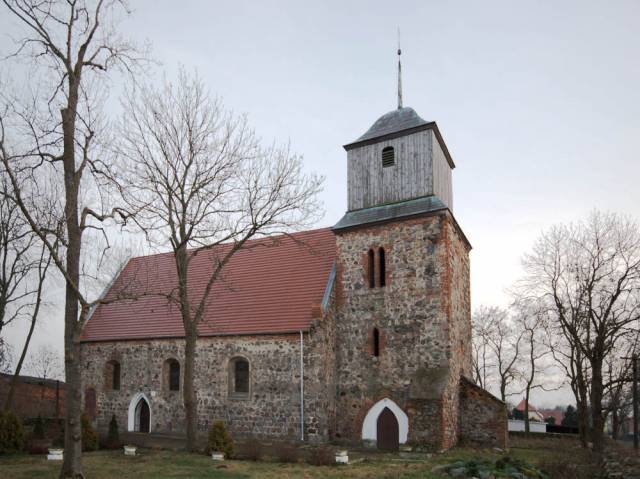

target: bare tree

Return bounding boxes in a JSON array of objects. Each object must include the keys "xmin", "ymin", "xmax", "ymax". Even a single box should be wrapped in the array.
[
  {"xmin": 115, "ymin": 70, "xmax": 323, "ymax": 450},
  {"xmin": 0, "ymin": 1, "xmax": 146, "ymax": 476},
  {"xmin": 471, "ymin": 306, "xmax": 493, "ymax": 389},
  {"xmin": 521, "ymin": 211, "xmax": 640, "ymax": 454},
  {"xmin": 472, "ymin": 306, "xmax": 522, "ymax": 402},
  {"xmin": 511, "ymin": 299, "xmax": 558, "ymax": 434},
  {"xmin": 0, "ymin": 337, "xmax": 13, "ymax": 373},
  {"xmin": 4, "ymin": 239, "xmax": 53, "ymax": 410},
  {"xmin": 25, "ymin": 344, "xmax": 64, "ymax": 380}
]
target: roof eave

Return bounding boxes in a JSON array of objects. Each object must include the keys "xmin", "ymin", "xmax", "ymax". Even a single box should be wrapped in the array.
[{"xmin": 343, "ymin": 121, "xmax": 455, "ymax": 169}]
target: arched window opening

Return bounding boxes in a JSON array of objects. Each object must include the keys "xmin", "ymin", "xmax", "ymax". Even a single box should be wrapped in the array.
[
  {"xmin": 367, "ymin": 249, "xmax": 375, "ymax": 288},
  {"xmin": 230, "ymin": 357, "xmax": 250, "ymax": 398},
  {"xmin": 382, "ymin": 146, "xmax": 395, "ymax": 167},
  {"xmin": 163, "ymin": 358, "xmax": 180, "ymax": 392},
  {"xmin": 105, "ymin": 360, "xmax": 121, "ymax": 391},
  {"xmin": 372, "ymin": 328, "xmax": 380, "ymax": 357},
  {"xmin": 379, "ymin": 248, "xmax": 386, "ymax": 287}
]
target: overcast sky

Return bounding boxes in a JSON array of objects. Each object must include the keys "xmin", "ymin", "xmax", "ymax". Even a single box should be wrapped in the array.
[{"xmin": 2, "ymin": 0, "xmax": 640, "ymax": 407}]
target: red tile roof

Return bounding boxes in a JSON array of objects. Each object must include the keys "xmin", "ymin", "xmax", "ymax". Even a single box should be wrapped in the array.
[
  {"xmin": 515, "ymin": 399, "xmax": 538, "ymax": 412},
  {"xmin": 81, "ymin": 228, "xmax": 336, "ymax": 342}
]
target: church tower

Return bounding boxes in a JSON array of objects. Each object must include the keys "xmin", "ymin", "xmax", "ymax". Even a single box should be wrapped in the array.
[{"xmin": 332, "ymin": 47, "xmax": 473, "ymax": 450}]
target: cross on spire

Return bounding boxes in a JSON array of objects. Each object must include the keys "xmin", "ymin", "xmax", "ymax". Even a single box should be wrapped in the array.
[{"xmin": 397, "ymin": 27, "xmax": 403, "ymax": 109}]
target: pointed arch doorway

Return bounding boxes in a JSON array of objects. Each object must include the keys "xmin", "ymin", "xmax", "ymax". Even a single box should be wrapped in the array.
[
  {"xmin": 128, "ymin": 393, "xmax": 152, "ymax": 433},
  {"xmin": 376, "ymin": 407, "xmax": 399, "ymax": 451},
  {"xmin": 135, "ymin": 398, "xmax": 150, "ymax": 432},
  {"xmin": 361, "ymin": 398, "xmax": 408, "ymax": 451}
]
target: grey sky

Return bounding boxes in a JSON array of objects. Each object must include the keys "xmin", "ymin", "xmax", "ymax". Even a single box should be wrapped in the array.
[{"xmin": 2, "ymin": 0, "xmax": 639, "ymax": 406}]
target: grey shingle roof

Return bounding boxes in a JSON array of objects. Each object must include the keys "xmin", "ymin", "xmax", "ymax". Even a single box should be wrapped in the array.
[
  {"xmin": 332, "ymin": 195, "xmax": 447, "ymax": 231},
  {"xmin": 356, "ymin": 107, "xmax": 429, "ymax": 143}
]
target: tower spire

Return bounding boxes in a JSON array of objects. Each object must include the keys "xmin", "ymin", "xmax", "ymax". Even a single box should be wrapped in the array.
[{"xmin": 397, "ymin": 27, "xmax": 403, "ymax": 109}]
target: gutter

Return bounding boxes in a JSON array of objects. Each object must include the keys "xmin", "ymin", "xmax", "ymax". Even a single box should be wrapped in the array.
[{"xmin": 299, "ymin": 330, "xmax": 304, "ymax": 441}]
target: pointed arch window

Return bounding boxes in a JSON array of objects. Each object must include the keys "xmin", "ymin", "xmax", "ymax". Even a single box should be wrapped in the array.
[
  {"xmin": 378, "ymin": 247, "xmax": 386, "ymax": 287},
  {"xmin": 368, "ymin": 249, "xmax": 375, "ymax": 288},
  {"xmin": 382, "ymin": 146, "xmax": 395, "ymax": 167}
]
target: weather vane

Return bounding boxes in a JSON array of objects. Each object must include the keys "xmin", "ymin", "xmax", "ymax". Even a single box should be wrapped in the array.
[{"xmin": 397, "ymin": 27, "xmax": 403, "ymax": 109}]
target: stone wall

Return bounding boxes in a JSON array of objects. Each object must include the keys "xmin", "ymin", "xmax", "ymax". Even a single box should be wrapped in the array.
[
  {"xmin": 333, "ymin": 211, "xmax": 472, "ymax": 449},
  {"xmin": 79, "ymin": 322, "xmax": 335, "ymax": 442},
  {"xmin": 459, "ymin": 377, "xmax": 508, "ymax": 448}
]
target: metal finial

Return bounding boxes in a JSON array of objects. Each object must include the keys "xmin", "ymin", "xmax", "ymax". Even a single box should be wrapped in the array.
[{"xmin": 397, "ymin": 27, "xmax": 403, "ymax": 109}]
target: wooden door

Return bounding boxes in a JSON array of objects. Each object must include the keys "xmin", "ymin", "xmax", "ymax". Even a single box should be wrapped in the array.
[
  {"xmin": 136, "ymin": 399, "xmax": 150, "ymax": 433},
  {"xmin": 376, "ymin": 407, "xmax": 399, "ymax": 451}
]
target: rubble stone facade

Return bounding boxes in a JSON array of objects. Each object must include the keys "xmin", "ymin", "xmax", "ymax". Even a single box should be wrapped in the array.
[{"xmin": 80, "ymin": 103, "xmax": 508, "ymax": 450}]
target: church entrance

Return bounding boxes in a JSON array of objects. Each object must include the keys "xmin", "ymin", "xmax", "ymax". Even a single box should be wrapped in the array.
[
  {"xmin": 376, "ymin": 407, "xmax": 399, "ymax": 451},
  {"xmin": 134, "ymin": 397, "xmax": 150, "ymax": 433}
]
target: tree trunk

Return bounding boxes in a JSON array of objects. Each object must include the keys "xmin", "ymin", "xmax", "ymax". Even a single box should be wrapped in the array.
[
  {"xmin": 590, "ymin": 360, "xmax": 605, "ymax": 454},
  {"xmin": 175, "ymin": 246, "xmax": 198, "ymax": 451},
  {"xmin": 59, "ymin": 98, "xmax": 84, "ymax": 478},
  {"xmin": 524, "ymin": 389, "xmax": 530, "ymax": 435},
  {"xmin": 612, "ymin": 409, "xmax": 619, "ymax": 441},
  {"xmin": 183, "ymin": 321, "xmax": 198, "ymax": 451}
]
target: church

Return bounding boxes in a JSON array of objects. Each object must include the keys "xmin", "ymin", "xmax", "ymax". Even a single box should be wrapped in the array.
[{"xmin": 80, "ymin": 63, "xmax": 507, "ymax": 451}]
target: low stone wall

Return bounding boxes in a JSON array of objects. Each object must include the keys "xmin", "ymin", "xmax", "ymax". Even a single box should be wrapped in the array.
[{"xmin": 458, "ymin": 377, "xmax": 507, "ymax": 448}]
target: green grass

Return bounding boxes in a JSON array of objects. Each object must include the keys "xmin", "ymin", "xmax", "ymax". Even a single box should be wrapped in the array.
[{"xmin": 0, "ymin": 435, "xmax": 597, "ymax": 479}]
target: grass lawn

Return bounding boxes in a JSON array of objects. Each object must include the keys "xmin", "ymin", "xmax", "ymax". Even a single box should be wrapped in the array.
[{"xmin": 0, "ymin": 435, "xmax": 597, "ymax": 478}]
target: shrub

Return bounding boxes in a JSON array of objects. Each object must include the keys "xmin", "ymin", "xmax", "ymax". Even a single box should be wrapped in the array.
[
  {"xmin": 240, "ymin": 437, "xmax": 263, "ymax": 461},
  {"xmin": 81, "ymin": 414, "xmax": 98, "ymax": 451},
  {"xmin": 307, "ymin": 445, "xmax": 334, "ymax": 466},
  {"xmin": 274, "ymin": 442, "xmax": 299, "ymax": 463},
  {"xmin": 105, "ymin": 414, "xmax": 121, "ymax": 449},
  {"xmin": 32, "ymin": 415, "xmax": 45, "ymax": 440},
  {"xmin": 50, "ymin": 419, "xmax": 64, "ymax": 448},
  {"xmin": 206, "ymin": 420, "xmax": 234, "ymax": 458},
  {"xmin": 0, "ymin": 410, "xmax": 25, "ymax": 453}
]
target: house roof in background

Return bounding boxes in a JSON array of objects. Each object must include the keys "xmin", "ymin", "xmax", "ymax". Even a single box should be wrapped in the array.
[{"xmin": 82, "ymin": 228, "xmax": 336, "ymax": 342}]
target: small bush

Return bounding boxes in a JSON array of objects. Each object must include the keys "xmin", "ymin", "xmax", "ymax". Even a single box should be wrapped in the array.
[
  {"xmin": 0, "ymin": 410, "xmax": 25, "ymax": 453},
  {"xmin": 206, "ymin": 421, "xmax": 234, "ymax": 458},
  {"xmin": 105, "ymin": 414, "xmax": 121, "ymax": 449},
  {"xmin": 242, "ymin": 437, "xmax": 263, "ymax": 461},
  {"xmin": 274, "ymin": 442, "xmax": 299, "ymax": 463},
  {"xmin": 50, "ymin": 419, "xmax": 64, "ymax": 448},
  {"xmin": 307, "ymin": 445, "xmax": 334, "ymax": 466},
  {"xmin": 81, "ymin": 414, "xmax": 98, "ymax": 452}
]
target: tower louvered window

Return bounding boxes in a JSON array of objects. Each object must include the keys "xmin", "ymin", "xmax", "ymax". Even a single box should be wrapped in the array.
[{"xmin": 382, "ymin": 146, "xmax": 395, "ymax": 167}]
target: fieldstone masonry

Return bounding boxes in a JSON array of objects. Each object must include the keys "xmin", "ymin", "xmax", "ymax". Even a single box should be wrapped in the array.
[{"xmin": 80, "ymin": 102, "xmax": 509, "ymax": 451}]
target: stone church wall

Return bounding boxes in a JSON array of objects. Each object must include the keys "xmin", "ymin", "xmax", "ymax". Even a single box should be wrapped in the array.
[
  {"xmin": 80, "ymin": 322, "xmax": 336, "ymax": 442},
  {"xmin": 459, "ymin": 377, "xmax": 508, "ymax": 448},
  {"xmin": 334, "ymin": 213, "xmax": 461, "ymax": 447}
]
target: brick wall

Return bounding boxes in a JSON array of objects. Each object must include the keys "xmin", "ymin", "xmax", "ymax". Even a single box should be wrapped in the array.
[{"xmin": 0, "ymin": 373, "xmax": 64, "ymax": 419}]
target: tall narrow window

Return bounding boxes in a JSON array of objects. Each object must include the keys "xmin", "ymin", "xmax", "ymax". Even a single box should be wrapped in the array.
[
  {"xmin": 169, "ymin": 360, "xmax": 180, "ymax": 391},
  {"xmin": 113, "ymin": 362, "xmax": 121, "ymax": 390},
  {"xmin": 373, "ymin": 328, "xmax": 380, "ymax": 357},
  {"xmin": 382, "ymin": 146, "xmax": 395, "ymax": 167},
  {"xmin": 368, "ymin": 249, "xmax": 375, "ymax": 288},
  {"xmin": 379, "ymin": 247, "xmax": 386, "ymax": 287},
  {"xmin": 163, "ymin": 358, "xmax": 180, "ymax": 392},
  {"xmin": 105, "ymin": 360, "xmax": 121, "ymax": 391},
  {"xmin": 230, "ymin": 357, "xmax": 250, "ymax": 398}
]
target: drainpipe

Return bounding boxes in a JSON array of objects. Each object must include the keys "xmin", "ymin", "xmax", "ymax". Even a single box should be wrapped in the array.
[{"xmin": 300, "ymin": 330, "xmax": 304, "ymax": 442}]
